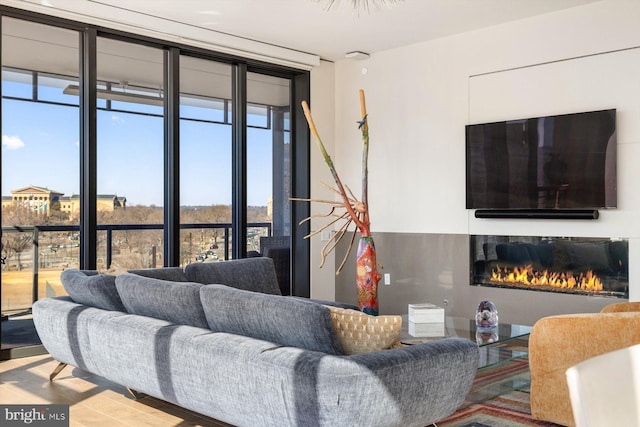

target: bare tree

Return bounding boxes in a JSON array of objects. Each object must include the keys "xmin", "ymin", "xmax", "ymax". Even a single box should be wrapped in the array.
[{"xmin": 1, "ymin": 206, "xmax": 45, "ymax": 270}]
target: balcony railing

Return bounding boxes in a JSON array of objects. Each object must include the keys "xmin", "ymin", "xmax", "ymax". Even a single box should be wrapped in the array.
[{"xmin": 1, "ymin": 222, "xmax": 272, "ymax": 312}]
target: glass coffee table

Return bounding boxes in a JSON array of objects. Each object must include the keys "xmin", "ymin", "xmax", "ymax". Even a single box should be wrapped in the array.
[{"xmin": 400, "ymin": 316, "xmax": 532, "ymax": 406}]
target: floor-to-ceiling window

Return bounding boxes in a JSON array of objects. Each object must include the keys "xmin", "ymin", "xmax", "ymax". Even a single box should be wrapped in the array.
[
  {"xmin": 95, "ymin": 37, "xmax": 165, "ymax": 271},
  {"xmin": 1, "ymin": 17, "xmax": 80, "ymax": 357},
  {"xmin": 179, "ymin": 55, "xmax": 232, "ymax": 264},
  {"xmin": 247, "ymin": 71, "xmax": 292, "ymax": 293},
  {"xmin": 0, "ymin": 7, "xmax": 310, "ymax": 358}
]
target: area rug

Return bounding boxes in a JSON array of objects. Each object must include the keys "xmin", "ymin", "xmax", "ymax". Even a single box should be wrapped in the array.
[
  {"xmin": 437, "ymin": 356, "xmax": 560, "ymax": 427},
  {"xmin": 1, "ymin": 317, "xmax": 41, "ymax": 349}
]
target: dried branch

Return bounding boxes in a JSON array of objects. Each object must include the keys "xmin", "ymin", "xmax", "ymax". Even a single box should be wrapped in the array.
[
  {"xmin": 297, "ymin": 206, "xmax": 339, "ymax": 225},
  {"xmin": 294, "ymin": 91, "xmax": 376, "ymax": 275},
  {"xmin": 289, "ymin": 197, "xmax": 346, "ymax": 205},
  {"xmin": 319, "ymin": 216, "xmax": 354, "ymax": 268},
  {"xmin": 301, "ymin": 101, "xmax": 366, "ymax": 233},
  {"xmin": 358, "ymin": 89, "xmax": 371, "ymax": 228},
  {"xmin": 336, "ymin": 228, "xmax": 358, "ymax": 274},
  {"xmin": 305, "ymin": 211, "xmax": 350, "ymax": 239}
]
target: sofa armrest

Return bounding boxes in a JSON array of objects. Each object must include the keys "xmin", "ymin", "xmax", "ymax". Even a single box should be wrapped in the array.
[
  {"xmin": 348, "ymin": 338, "xmax": 479, "ymax": 424},
  {"xmin": 260, "ymin": 337, "xmax": 479, "ymax": 426},
  {"xmin": 529, "ymin": 312, "xmax": 640, "ymax": 426}
]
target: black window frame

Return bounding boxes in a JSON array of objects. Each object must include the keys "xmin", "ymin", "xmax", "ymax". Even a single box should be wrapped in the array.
[{"xmin": 0, "ymin": 5, "xmax": 311, "ymax": 297}]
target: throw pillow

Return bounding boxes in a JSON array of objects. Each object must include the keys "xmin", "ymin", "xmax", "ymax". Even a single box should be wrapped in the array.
[
  {"xmin": 60, "ymin": 268, "xmax": 125, "ymax": 312},
  {"xmin": 564, "ymin": 241, "xmax": 613, "ymax": 273},
  {"xmin": 185, "ymin": 258, "xmax": 281, "ymax": 295},
  {"xmin": 324, "ymin": 305, "xmax": 402, "ymax": 355},
  {"xmin": 127, "ymin": 267, "xmax": 189, "ymax": 282},
  {"xmin": 115, "ymin": 273, "xmax": 208, "ymax": 328},
  {"xmin": 200, "ymin": 284, "xmax": 344, "ymax": 355}
]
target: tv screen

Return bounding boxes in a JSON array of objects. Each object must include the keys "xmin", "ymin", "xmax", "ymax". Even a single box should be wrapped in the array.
[{"xmin": 466, "ymin": 109, "xmax": 616, "ymax": 210}]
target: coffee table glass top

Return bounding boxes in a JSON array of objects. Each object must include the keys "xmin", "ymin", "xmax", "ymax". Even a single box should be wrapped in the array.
[
  {"xmin": 399, "ymin": 315, "xmax": 532, "ymax": 371},
  {"xmin": 399, "ymin": 316, "xmax": 532, "ymax": 406},
  {"xmin": 399, "ymin": 315, "xmax": 532, "ymax": 347}
]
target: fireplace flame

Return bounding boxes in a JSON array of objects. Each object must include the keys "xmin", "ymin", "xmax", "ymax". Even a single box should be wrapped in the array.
[{"xmin": 490, "ymin": 265, "xmax": 603, "ymax": 291}]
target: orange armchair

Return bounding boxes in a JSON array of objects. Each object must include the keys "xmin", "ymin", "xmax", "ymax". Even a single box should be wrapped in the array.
[{"xmin": 529, "ymin": 302, "xmax": 640, "ymax": 426}]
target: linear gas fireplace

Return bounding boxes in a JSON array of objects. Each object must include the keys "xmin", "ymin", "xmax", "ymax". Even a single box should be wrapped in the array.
[{"xmin": 471, "ymin": 235, "xmax": 628, "ymax": 298}]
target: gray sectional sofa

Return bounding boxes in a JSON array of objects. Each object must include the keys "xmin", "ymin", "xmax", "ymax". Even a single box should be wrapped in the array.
[{"xmin": 33, "ymin": 257, "xmax": 479, "ymax": 427}]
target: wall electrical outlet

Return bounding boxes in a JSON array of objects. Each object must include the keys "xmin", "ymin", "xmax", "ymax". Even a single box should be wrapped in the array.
[
  {"xmin": 320, "ymin": 230, "xmax": 332, "ymax": 241},
  {"xmin": 384, "ymin": 273, "xmax": 391, "ymax": 285}
]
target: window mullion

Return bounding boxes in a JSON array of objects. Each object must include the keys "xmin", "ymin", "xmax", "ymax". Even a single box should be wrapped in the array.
[
  {"xmin": 231, "ymin": 63, "xmax": 247, "ymax": 259},
  {"xmin": 164, "ymin": 47, "xmax": 180, "ymax": 266},
  {"xmin": 80, "ymin": 27, "xmax": 97, "ymax": 269}
]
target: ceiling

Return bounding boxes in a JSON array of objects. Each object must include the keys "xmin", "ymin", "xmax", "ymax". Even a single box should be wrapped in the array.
[{"xmin": 8, "ymin": 0, "xmax": 600, "ymax": 63}]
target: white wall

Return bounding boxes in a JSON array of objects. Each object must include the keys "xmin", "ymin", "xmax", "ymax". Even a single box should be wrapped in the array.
[
  {"xmin": 309, "ymin": 60, "xmax": 337, "ymax": 300},
  {"xmin": 310, "ymin": 0, "xmax": 640, "ymax": 301}
]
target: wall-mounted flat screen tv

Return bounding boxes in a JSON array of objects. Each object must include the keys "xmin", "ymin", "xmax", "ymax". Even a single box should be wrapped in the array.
[{"xmin": 466, "ymin": 109, "xmax": 616, "ymax": 210}]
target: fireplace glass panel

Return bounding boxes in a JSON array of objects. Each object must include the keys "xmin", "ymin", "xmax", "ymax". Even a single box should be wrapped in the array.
[{"xmin": 470, "ymin": 235, "xmax": 628, "ymax": 298}]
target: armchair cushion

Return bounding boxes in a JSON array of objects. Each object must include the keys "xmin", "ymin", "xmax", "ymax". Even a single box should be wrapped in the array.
[
  {"xmin": 529, "ymin": 311, "xmax": 640, "ymax": 426},
  {"xmin": 601, "ymin": 301, "xmax": 640, "ymax": 313}
]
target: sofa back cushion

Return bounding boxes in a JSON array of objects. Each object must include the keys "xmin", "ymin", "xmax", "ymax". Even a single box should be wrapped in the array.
[
  {"xmin": 127, "ymin": 267, "xmax": 189, "ymax": 282},
  {"xmin": 115, "ymin": 273, "xmax": 208, "ymax": 328},
  {"xmin": 60, "ymin": 269, "xmax": 125, "ymax": 312},
  {"xmin": 185, "ymin": 258, "xmax": 281, "ymax": 295},
  {"xmin": 200, "ymin": 284, "xmax": 344, "ymax": 355}
]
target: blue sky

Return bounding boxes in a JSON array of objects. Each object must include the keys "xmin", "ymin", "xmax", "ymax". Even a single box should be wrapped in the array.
[{"xmin": 2, "ymin": 83, "xmax": 274, "ymax": 207}]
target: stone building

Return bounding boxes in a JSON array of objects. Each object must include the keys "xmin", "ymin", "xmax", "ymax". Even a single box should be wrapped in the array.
[{"xmin": 1, "ymin": 185, "xmax": 125, "ymax": 215}]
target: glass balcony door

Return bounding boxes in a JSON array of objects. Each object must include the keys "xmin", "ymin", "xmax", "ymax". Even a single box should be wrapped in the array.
[{"xmin": 247, "ymin": 71, "xmax": 292, "ymax": 294}]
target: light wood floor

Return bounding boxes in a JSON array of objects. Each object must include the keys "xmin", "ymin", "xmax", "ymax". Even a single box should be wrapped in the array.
[{"xmin": 0, "ymin": 354, "xmax": 234, "ymax": 426}]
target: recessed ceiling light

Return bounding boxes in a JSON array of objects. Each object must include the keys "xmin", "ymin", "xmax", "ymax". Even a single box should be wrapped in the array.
[{"xmin": 345, "ymin": 51, "xmax": 370, "ymax": 60}]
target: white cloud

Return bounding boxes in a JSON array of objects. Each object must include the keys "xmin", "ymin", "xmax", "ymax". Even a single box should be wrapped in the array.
[
  {"xmin": 111, "ymin": 114, "xmax": 125, "ymax": 123},
  {"xmin": 2, "ymin": 135, "xmax": 25, "ymax": 150}
]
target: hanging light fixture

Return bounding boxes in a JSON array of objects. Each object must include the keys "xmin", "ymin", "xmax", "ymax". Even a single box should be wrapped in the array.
[{"xmin": 316, "ymin": 0, "xmax": 404, "ymax": 14}]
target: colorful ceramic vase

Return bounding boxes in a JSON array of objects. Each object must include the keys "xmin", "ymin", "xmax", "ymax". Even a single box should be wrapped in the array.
[{"xmin": 356, "ymin": 236, "xmax": 380, "ymax": 316}]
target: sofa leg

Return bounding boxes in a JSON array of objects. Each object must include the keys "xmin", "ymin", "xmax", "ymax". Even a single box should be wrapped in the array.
[
  {"xmin": 126, "ymin": 387, "xmax": 147, "ymax": 400},
  {"xmin": 49, "ymin": 362, "xmax": 68, "ymax": 381}
]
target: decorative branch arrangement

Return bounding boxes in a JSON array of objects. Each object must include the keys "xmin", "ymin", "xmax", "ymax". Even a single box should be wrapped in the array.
[
  {"xmin": 293, "ymin": 89, "xmax": 381, "ymax": 315},
  {"xmin": 316, "ymin": 0, "xmax": 404, "ymax": 14}
]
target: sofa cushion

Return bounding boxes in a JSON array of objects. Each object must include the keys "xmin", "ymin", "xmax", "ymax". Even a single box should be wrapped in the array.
[
  {"xmin": 324, "ymin": 305, "xmax": 402, "ymax": 354},
  {"xmin": 535, "ymin": 241, "xmax": 555, "ymax": 268},
  {"xmin": 115, "ymin": 273, "xmax": 208, "ymax": 328},
  {"xmin": 609, "ymin": 240, "xmax": 629, "ymax": 275},
  {"xmin": 496, "ymin": 243, "xmax": 538, "ymax": 265},
  {"xmin": 60, "ymin": 269, "xmax": 125, "ymax": 312},
  {"xmin": 185, "ymin": 258, "xmax": 281, "ymax": 295},
  {"xmin": 307, "ymin": 298, "xmax": 360, "ymax": 311},
  {"xmin": 199, "ymin": 284, "xmax": 344, "ymax": 355},
  {"xmin": 127, "ymin": 267, "xmax": 189, "ymax": 282},
  {"xmin": 564, "ymin": 241, "xmax": 613, "ymax": 273}
]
